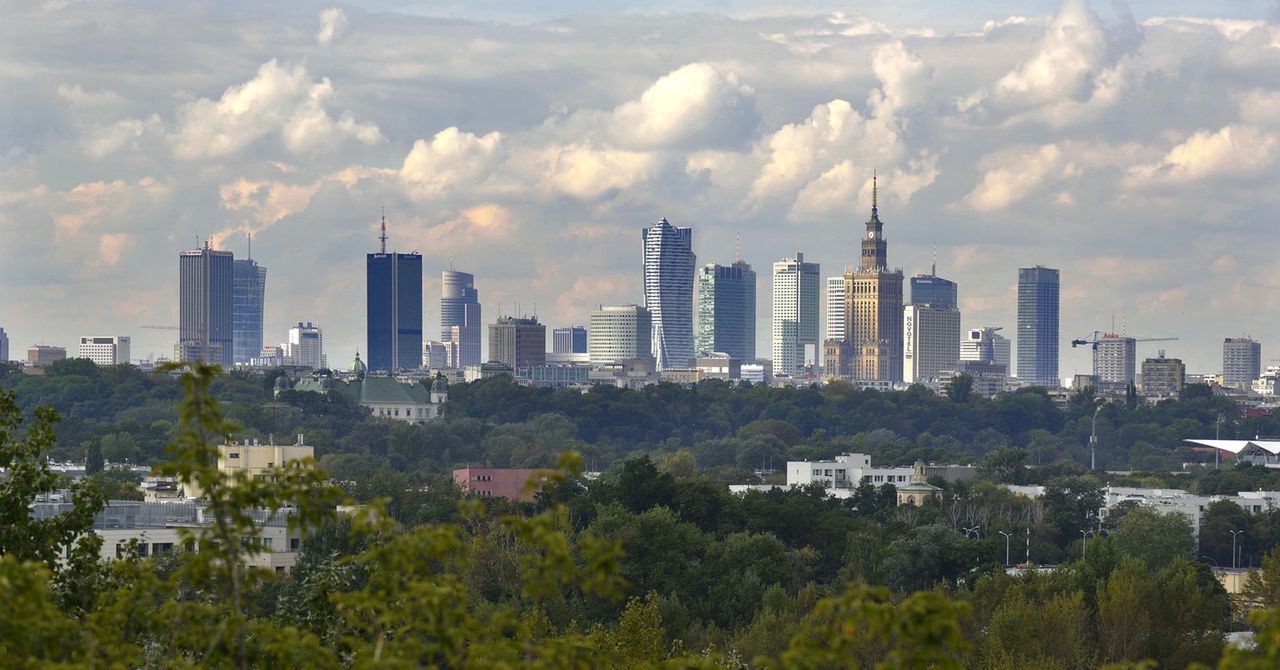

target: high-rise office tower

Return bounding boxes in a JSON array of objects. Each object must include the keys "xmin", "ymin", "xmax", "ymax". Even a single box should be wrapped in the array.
[
  {"xmin": 589, "ymin": 305, "xmax": 652, "ymax": 367},
  {"xmin": 1223, "ymin": 337, "xmax": 1262, "ymax": 389},
  {"xmin": 441, "ymin": 269, "xmax": 482, "ymax": 368},
  {"xmin": 845, "ymin": 174, "xmax": 904, "ymax": 382},
  {"xmin": 1016, "ymin": 265, "xmax": 1060, "ymax": 387},
  {"xmin": 231, "ymin": 237, "xmax": 266, "ymax": 365},
  {"xmin": 909, "ymin": 259, "xmax": 957, "ymax": 308},
  {"xmin": 366, "ymin": 217, "xmax": 423, "ymax": 372},
  {"xmin": 552, "ymin": 326, "xmax": 588, "ymax": 354},
  {"xmin": 772, "ymin": 253, "xmax": 820, "ymax": 375},
  {"xmin": 695, "ymin": 260, "xmax": 756, "ymax": 361},
  {"xmin": 642, "ymin": 218, "xmax": 695, "ymax": 370},
  {"xmin": 903, "ymin": 304, "xmax": 960, "ymax": 385},
  {"xmin": 1093, "ymin": 334, "xmax": 1136, "ymax": 389},
  {"xmin": 0, "ymin": 327, "xmax": 8, "ymax": 362},
  {"xmin": 960, "ymin": 327, "xmax": 1011, "ymax": 370},
  {"xmin": 1141, "ymin": 351, "xmax": 1184, "ymax": 398},
  {"xmin": 488, "ymin": 316, "xmax": 546, "ymax": 370},
  {"xmin": 285, "ymin": 322, "xmax": 325, "ymax": 368},
  {"xmin": 423, "ymin": 340, "xmax": 449, "ymax": 368},
  {"xmin": 78, "ymin": 336, "xmax": 130, "ymax": 366},
  {"xmin": 178, "ymin": 242, "xmax": 234, "ymax": 367},
  {"xmin": 825, "ymin": 276, "xmax": 847, "ymax": 343}
]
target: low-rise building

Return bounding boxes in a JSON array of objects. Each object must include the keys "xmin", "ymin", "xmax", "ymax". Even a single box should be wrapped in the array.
[
  {"xmin": 27, "ymin": 345, "xmax": 66, "ymax": 367},
  {"xmin": 785, "ymin": 453, "xmax": 974, "ymax": 490},
  {"xmin": 452, "ymin": 467, "xmax": 548, "ymax": 501},
  {"xmin": 78, "ymin": 336, "xmax": 131, "ymax": 366},
  {"xmin": 284, "ymin": 355, "xmax": 448, "ymax": 424}
]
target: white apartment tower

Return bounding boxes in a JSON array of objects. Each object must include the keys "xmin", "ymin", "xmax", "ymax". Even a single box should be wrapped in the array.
[
  {"xmin": 903, "ymin": 305, "xmax": 960, "ymax": 385},
  {"xmin": 1093, "ymin": 334, "xmax": 1137, "ymax": 389},
  {"xmin": 285, "ymin": 322, "xmax": 325, "ymax": 368},
  {"xmin": 772, "ymin": 253, "xmax": 821, "ymax": 375},
  {"xmin": 78, "ymin": 336, "xmax": 131, "ymax": 366}
]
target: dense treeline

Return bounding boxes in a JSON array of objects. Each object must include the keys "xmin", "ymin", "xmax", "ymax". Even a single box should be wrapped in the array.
[{"xmin": 5, "ymin": 368, "xmax": 1280, "ymax": 668}]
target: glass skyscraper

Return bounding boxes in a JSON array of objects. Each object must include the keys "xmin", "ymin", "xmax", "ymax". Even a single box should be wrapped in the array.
[
  {"xmin": 552, "ymin": 326, "xmax": 587, "ymax": 354},
  {"xmin": 366, "ymin": 220, "xmax": 422, "ymax": 372},
  {"xmin": 642, "ymin": 218, "xmax": 695, "ymax": 370},
  {"xmin": 232, "ymin": 257, "xmax": 266, "ymax": 364},
  {"xmin": 1016, "ymin": 266, "xmax": 1060, "ymax": 387},
  {"xmin": 909, "ymin": 274, "xmax": 957, "ymax": 308},
  {"xmin": 695, "ymin": 261, "xmax": 756, "ymax": 361},
  {"xmin": 179, "ymin": 243, "xmax": 234, "ymax": 367},
  {"xmin": 441, "ymin": 270, "xmax": 482, "ymax": 367}
]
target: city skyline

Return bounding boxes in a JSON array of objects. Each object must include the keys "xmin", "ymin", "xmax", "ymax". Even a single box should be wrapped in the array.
[{"xmin": 1, "ymin": 1, "xmax": 1277, "ymax": 374}]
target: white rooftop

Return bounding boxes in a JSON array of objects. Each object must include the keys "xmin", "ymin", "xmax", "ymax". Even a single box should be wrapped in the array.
[{"xmin": 1184, "ymin": 439, "xmax": 1280, "ymax": 455}]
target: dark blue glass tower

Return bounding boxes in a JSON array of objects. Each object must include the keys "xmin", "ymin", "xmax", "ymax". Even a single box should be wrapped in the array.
[
  {"xmin": 1016, "ymin": 266, "xmax": 1060, "ymax": 387},
  {"xmin": 909, "ymin": 274, "xmax": 957, "ymax": 308},
  {"xmin": 179, "ymin": 244, "xmax": 234, "ymax": 367},
  {"xmin": 232, "ymin": 253, "xmax": 266, "ymax": 365},
  {"xmin": 366, "ymin": 218, "xmax": 422, "ymax": 372}
]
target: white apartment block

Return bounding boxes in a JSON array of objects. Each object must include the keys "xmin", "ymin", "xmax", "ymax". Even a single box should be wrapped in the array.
[
  {"xmin": 284, "ymin": 322, "xmax": 325, "ymax": 368},
  {"xmin": 78, "ymin": 336, "xmax": 131, "ymax": 366}
]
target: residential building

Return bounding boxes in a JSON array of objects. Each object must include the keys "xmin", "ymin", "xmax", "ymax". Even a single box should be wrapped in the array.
[
  {"xmin": 589, "ymin": 305, "xmax": 652, "ymax": 367},
  {"xmin": 1141, "ymin": 351, "xmax": 1185, "ymax": 399},
  {"xmin": 741, "ymin": 363, "xmax": 766, "ymax": 384},
  {"xmin": 441, "ymin": 270, "xmax": 482, "ymax": 368},
  {"xmin": 488, "ymin": 316, "xmax": 546, "ymax": 370},
  {"xmin": 942, "ymin": 360, "xmax": 1008, "ymax": 397},
  {"xmin": 1223, "ymin": 337, "xmax": 1262, "ymax": 390},
  {"xmin": 642, "ymin": 218, "xmax": 695, "ymax": 370},
  {"xmin": 453, "ymin": 467, "xmax": 548, "ymax": 501},
  {"xmin": 825, "ymin": 276, "xmax": 847, "ymax": 343},
  {"xmin": 695, "ymin": 353, "xmax": 741, "ymax": 380},
  {"xmin": 845, "ymin": 175, "xmax": 904, "ymax": 383},
  {"xmin": 27, "ymin": 345, "xmax": 67, "ymax": 367},
  {"xmin": 1093, "ymin": 333, "xmax": 1136, "ymax": 391},
  {"xmin": 781, "ymin": 453, "xmax": 974, "ymax": 492},
  {"xmin": 179, "ymin": 242, "xmax": 234, "ymax": 367},
  {"xmin": 0, "ymin": 326, "xmax": 8, "ymax": 362},
  {"xmin": 552, "ymin": 326, "xmax": 588, "ymax": 354},
  {"xmin": 1016, "ymin": 266, "xmax": 1060, "ymax": 387},
  {"xmin": 903, "ymin": 304, "xmax": 961, "ymax": 386},
  {"xmin": 695, "ymin": 260, "xmax": 756, "ymax": 361},
  {"xmin": 251, "ymin": 345, "xmax": 284, "ymax": 368},
  {"xmin": 78, "ymin": 336, "xmax": 130, "ymax": 366},
  {"xmin": 366, "ymin": 217, "xmax": 422, "ymax": 372},
  {"xmin": 823, "ymin": 339, "xmax": 853, "ymax": 380},
  {"xmin": 1252, "ymin": 366, "xmax": 1279, "ymax": 397},
  {"xmin": 423, "ymin": 340, "xmax": 449, "ymax": 368},
  {"xmin": 184, "ymin": 437, "xmax": 314, "ymax": 500},
  {"xmin": 231, "ymin": 249, "xmax": 267, "ymax": 365},
  {"xmin": 772, "ymin": 253, "xmax": 820, "ymax": 375},
  {"xmin": 960, "ymin": 327, "xmax": 1011, "ymax": 370},
  {"xmin": 284, "ymin": 322, "xmax": 325, "ymax": 368}
]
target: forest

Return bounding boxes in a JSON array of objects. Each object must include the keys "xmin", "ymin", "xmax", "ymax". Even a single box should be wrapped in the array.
[{"xmin": 4, "ymin": 361, "xmax": 1280, "ymax": 667}]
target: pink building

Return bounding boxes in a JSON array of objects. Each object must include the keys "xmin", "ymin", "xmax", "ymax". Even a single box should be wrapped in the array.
[{"xmin": 452, "ymin": 467, "xmax": 545, "ymax": 501}]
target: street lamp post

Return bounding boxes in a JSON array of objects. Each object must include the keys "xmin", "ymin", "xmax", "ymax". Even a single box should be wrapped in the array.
[
  {"xmin": 1091, "ymin": 400, "xmax": 1107, "ymax": 471},
  {"xmin": 1229, "ymin": 529, "xmax": 1244, "ymax": 569},
  {"xmin": 1081, "ymin": 529, "xmax": 1097, "ymax": 559},
  {"xmin": 998, "ymin": 530, "xmax": 1012, "ymax": 567},
  {"xmin": 1216, "ymin": 414, "xmax": 1225, "ymax": 470}
]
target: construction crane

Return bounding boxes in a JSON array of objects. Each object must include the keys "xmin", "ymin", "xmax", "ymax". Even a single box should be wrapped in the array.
[{"xmin": 1070, "ymin": 331, "xmax": 1178, "ymax": 351}]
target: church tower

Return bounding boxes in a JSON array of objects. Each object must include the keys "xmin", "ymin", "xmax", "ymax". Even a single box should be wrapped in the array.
[{"xmin": 844, "ymin": 172, "xmax": 905, "ymax": 383}]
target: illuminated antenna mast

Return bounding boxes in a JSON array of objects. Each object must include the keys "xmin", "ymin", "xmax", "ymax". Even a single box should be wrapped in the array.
[{"xmin": 378, "ymin": 208, "xmax": 388, "ymax": 254}]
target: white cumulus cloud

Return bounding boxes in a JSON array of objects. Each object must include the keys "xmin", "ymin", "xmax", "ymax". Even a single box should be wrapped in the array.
[
  {"xmin": 316, "ymin": 8, "xmax": 348, "ymax": 45},
  {"xmin": 608, "ymin": 62, "xmax": 759, "ymax": 150}
]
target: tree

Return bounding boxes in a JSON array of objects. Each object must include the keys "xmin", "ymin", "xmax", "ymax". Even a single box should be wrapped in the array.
[
  {"xmin": 945, "ymin": 374, "xmax": 973, "ymax": 403},
  {"xmin": 1110, "ymin": 507, "xmax": 1194, "ymax": 570},
  {"xmin": 85, "ymin": 437, "xmax": 104, "ymax": 475},
  {"xmin": 1244, "ymin": 547, "xmax": 1280, "ymax": 609},
  {"xmin": 1096, "ymin": 558, "xmax": 1152, "ymax": 663}
]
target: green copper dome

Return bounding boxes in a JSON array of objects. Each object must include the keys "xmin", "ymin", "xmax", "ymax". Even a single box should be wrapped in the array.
[{"xmin": 349, "ymin": 351, "xmax": 367, "ymax": 374}]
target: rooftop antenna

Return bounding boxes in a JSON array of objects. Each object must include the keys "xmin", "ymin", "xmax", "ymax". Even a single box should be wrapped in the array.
[
  {"xmin": 449, "ymin": 253, "xmax": 454, "ymax": 271},
  {"xmin": 379, "ymin": 208, "xmax": 387, "ymax": 254},
  {"xmin": 872, "ymin": 170, "xmax": 878, "ymax": 213},
  {"xmin": 247, "ymin": 232, "xmax": 252, "ymax": 261},
  {"xmin": 931, "ymin": 244, "xmax": 937, "ymax": 276},
  {"xmin": 735, "ymin": 231, "xmax": 742, "ymax": 263}
]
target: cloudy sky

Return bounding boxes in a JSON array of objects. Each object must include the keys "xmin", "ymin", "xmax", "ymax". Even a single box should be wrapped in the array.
[{"xmin": 1, "ymin": 0, "xmax": 1277, "ymax": 376}]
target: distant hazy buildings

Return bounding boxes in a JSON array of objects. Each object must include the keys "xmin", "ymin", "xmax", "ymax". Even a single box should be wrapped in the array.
[
  {"xmin": 178, "ymin": 243, "xmax": 234, "ymax": 367},
  {"xmin": 960, "ymin": 327, "xmax": 1011, "ymax": 370},
  {"xmin": 1016, "ymin": 266, "xmax": 1060, "ymax": 387},
  {"xmin": 79, "ymin": 336, "xmax": 130, "ymax": 366},
  {"xmin": 1223, "ymin": 337, "xmax": 1262, "ymax": 389},
  {"xmin": 284, "ymin": 322, "xmax": 325, "ymax": 368},
  {"xmin": 589, "ymin": 305, "xmax": 652, "ymax": 367},
  {"xmin": 423, "ymin": 340, "xmax": 449, "ymax": 369},
  {"xmin": 772, "ymin": 253, "xmax": 820, "ymax": 375},
  {"xmin": 366, "ymin": 218, "xmax": 422, "ymax": 372},
  {"xmin": 642, "ymin": 218, "xmax": 695, "ymax": 370},
  {"xmin": 846, "ymin": 177, "xmax": 904, "ymax": 383},
  {"xmin": 441, "ymin": 270, "xmax": 482, "ymax": 368},
  {"xmin": 825, "ymin": 276, "xmax": 846, "ymax": 343},
  {"xmin": 27, "ymin": 345, "xmax": 67, "ymax": 367},
  {"xmin": 695, "ymin": 260, "xmax": 756, "ymax": 361},
  {"xmin": 0, "ymin": 327, "xmax": 8, "ymax": 362},
  {"xmin": 231, "ymin": 250, "xmax": 266, "ymax": 365},
  {"xmin": 1093, "ymin": 334, "xmax": 1136, "ymax": 390},
  {"xmin": 1141, "ymin": 352, "xmax": 1185, "ymax": 399},
  {"xmin": 903, "ymin": 304, "xmax": 960, "ymax": 385},
  {"xmin": 488, "ymin": 316, "xmax": 546, "ymax": 370},
  {"xmin": 552, "ymin": 326, "xmax": 588, "ymax": 355}
]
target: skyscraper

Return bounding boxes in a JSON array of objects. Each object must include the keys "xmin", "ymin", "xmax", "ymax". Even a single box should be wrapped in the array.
[
  {"xmin": 1016, "ymin": 266, "xmax": 1060, "ymax": 387},
  {"xmin": 366, "ymin": 217, "xmax": 423, "ymax": 372},
  {"xmin": 903, "ymin": 304, "xmax": 960, "ymax": 385},
  {"xmin": 772, "ymin": 252, "xmax": 820, "ymax": 375},
  {"xmin": 488, "ymin": 316, "xmax": 546, "ymax": 370},
  {"xmin": 1093, "ymin": 334, "xmax": 1136, "ymax": 390},
  {"xmin": 909, "ymin": 264, "xmax": 957, "ymax": 308},
  {"xmin": 845, "ymin": 174, "xmax": 904, "ymax": 382},
  {"xmin": 589, "ymin": 305, "xmax": 652, "ymax": 367},
  {"xmin": 0, "ymin": 327, "xmax": 8, "ymax": 362},
  {"xmin": 961, "ymin": 327, "xmax": 1011, "ymax": 370},
  {"xmin": 825, "ymin": 276, "xmax": 847, "ymax": 343},
  {"xmin": 642, "ymin": 218, "xmax": 695, "ymax": 370},
  {"xmin": 178, "ymin": 243, "xmax": 234, "ymax": 367},
  {"xmin": 230, "ymin": 235, "xmax": 266, "ymax": 365},
  {"xmin": 552, "ymin": 326, "xmax": 588, "ymax": 354},
  {"xmin": 695, "ymin": 260, "xmax": 756, "ymax": 361},
  {"xmin": 1223, "ymin": 337, "xmax": 1262, "ymax": 389},
  {"xmin": 441, "ymin": 270, "xmax": 482, "ymax": 368},
  {"xmin": 285, "ymin": 322, "xmax": 325, "ymax": 368}
]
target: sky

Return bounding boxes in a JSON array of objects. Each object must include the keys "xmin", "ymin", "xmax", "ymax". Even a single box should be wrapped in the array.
[{"xmin": 1, "ymin": 0, "xmax": 1277, "ymax": 376}]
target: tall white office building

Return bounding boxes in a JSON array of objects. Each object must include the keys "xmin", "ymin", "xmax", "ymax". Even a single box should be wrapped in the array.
[
  {"xmin": 772, "ymin": 253, "xmax": 821, "ymax": 375},
  {"xmin": 960, "ymin": 327, "xmax": 1011, "ymax": 369},
  {"xmin": 642, "ymin": 218, "xmax": 695, "ymax": 370},
  {"xmin": 78, "ymin": 336, "xmax": 131, "ymax": 366},
  {"xmin": 825, "ymin": 276, "xmax": 847, "ymax": 342},
  {"xmin": 284, "ymin": 322, "xmax": 325, "ymax": 368},
  {"xmin": 903, "ymin": 305, "xmax": 960, "ymax": 385},
  {"xmin": 589, "ymin": 305, "xmax": 653, "ymax": 367}
]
